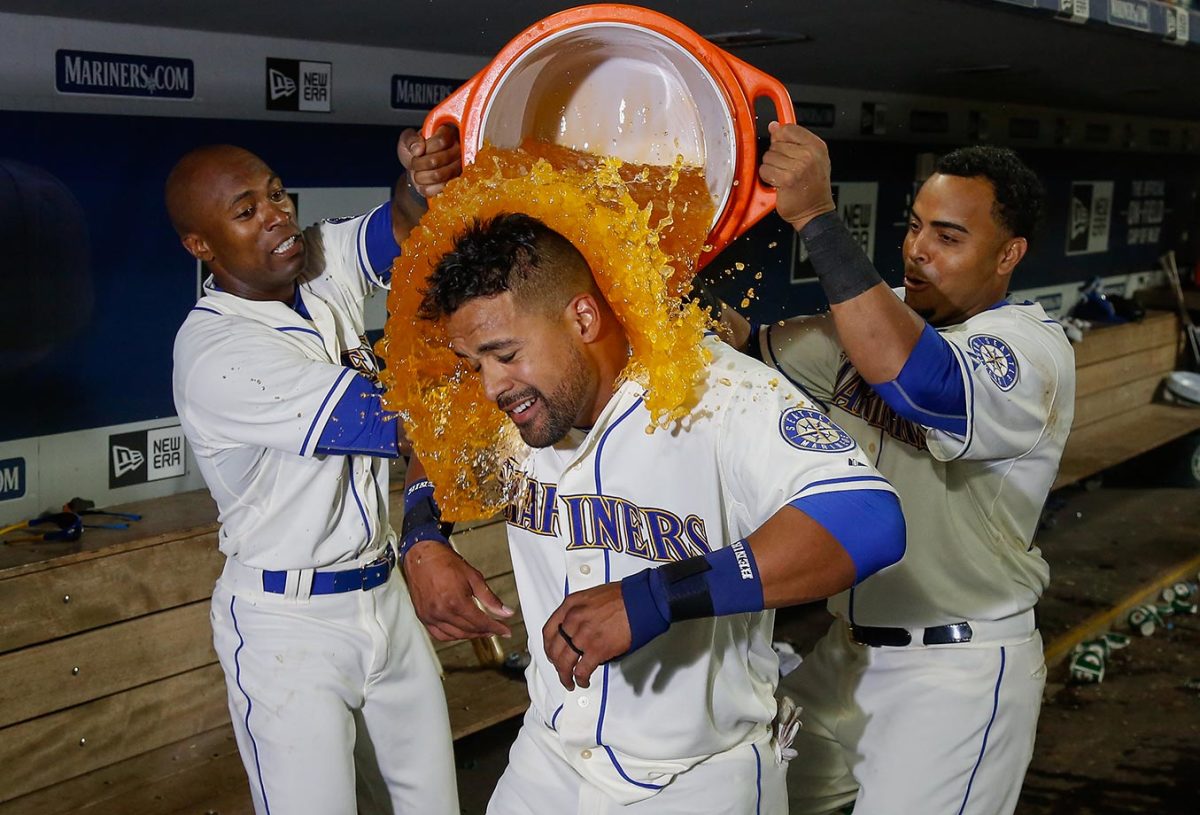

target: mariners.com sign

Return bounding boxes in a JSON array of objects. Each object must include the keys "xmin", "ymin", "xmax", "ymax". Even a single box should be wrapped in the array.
[{"xmin": 56, "ymin": 50, "xmax": 194, "ymax": 99}]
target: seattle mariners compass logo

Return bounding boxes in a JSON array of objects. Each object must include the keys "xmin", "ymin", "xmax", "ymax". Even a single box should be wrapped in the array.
[
  {"xmin": 779, "ymin": 407, "xmax": 856, "ymax": 453},
  {"xmin": 968, "ymin": 334, "xmax": 1019, "ymax": 391}
]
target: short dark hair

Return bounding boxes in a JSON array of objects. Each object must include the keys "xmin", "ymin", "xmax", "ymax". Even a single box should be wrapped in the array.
[
  {"xmin": 934, "ymin": 146, "xmax": 1045, "ymax": 242},
  {"xmin": 418, "ymin": 213, "xmax": 594, "ymax": 320}
]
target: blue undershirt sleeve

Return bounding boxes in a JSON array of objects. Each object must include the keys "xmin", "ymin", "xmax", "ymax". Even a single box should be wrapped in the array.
[
  {"xmin": 360, "ymin": 203, "xmax": 401, "ymax": 286},
  {"xmin": 872, "ymin": 323, "xmax": 968, "ymax": 434},
  {"xmin": 788, "ymin": 489, "xmax": 906, "ymax": 583},
  {"xmin": 313, "ymin": 372, "xmax": 400, "ymax": 457}
]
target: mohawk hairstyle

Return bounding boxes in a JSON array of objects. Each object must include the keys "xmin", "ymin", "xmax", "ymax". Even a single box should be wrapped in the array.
[
  {"xmin": 418, "ymin": 213, "xmax": 594, "ymax": 321},
  {"xmin": 934, "ymin": 146, "xmax": 1046, "ymax": 243}
]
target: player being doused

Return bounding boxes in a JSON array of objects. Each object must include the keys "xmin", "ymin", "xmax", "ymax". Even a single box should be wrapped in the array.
[{"xmin": 400, "ymin": 212, "xmax": 907, "ymax": 813}]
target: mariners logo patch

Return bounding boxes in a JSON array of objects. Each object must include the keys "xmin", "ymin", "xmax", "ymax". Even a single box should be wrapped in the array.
[
  {"xmin": 968, "ymin": 334, "xmax": 1019, "ymax": 391},
  {"xmin": 780, "ymin": 407, "xmax": 856, "ymax": 453}
]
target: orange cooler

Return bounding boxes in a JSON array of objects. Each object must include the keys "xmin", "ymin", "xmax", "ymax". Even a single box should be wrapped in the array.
[{"xmin": 424, "ymin": 3, "xmax": 796, "ymax": 269}]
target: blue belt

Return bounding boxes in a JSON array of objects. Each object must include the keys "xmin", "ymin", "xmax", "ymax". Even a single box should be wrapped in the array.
[{"xmin": 261, "ymin": 545, "xmax": 396, "ymax": 595}]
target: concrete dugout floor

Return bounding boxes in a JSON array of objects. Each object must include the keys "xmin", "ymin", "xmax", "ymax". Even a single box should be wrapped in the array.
[{"xmin": 453, "ymin": 482, "xmax": 1200, "ymax": 814}]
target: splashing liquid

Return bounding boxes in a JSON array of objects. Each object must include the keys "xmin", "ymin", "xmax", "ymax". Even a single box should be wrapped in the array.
[{"xmin": 379, "ymin": 141, "xmax": 715, "ymax": 520}]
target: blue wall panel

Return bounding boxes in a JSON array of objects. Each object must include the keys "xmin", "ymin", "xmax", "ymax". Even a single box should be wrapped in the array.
[
  {"xmin": 2, "ymin": 110, "xmax": 1198, "ymax": 441},
  {"xmin": 0, "ymin": 110, "xmax": 402, "ymax": 442}
]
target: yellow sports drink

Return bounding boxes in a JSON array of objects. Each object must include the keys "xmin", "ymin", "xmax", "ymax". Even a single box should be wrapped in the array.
[{"xmin": 379, "ymin": 141, "xmax": 714, "ymax": 520}]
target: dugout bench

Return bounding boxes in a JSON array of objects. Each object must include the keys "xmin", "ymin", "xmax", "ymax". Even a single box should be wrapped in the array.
[
  {"xmin": 1053, "ymin": 310, "xmax": 1200, "ymax": 490},
  {"xmin": 0, "ymin": 476, "xmax": 525, "ymax": 815}
]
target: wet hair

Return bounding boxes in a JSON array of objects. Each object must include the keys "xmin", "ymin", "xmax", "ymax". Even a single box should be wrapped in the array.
[
  {"xmin": 418, "ymin": 213, "xmax": 596, "ymax": 320},
  {"xmin": 934, "ymin": 146, "xmax": 1045, "ymax": 242}
]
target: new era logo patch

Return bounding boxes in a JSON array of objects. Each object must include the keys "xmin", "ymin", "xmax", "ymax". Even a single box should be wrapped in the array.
[
  {"xmin": 268, "ymin": 68, "xmax": 296, "ymax": 101},
  {"xmin": 109, "ymin": 426, "xmax": 187, "ymax": 489},
  {"xmin": 266, "ymin": 58, "xmax": 331, "ymax": 112}
]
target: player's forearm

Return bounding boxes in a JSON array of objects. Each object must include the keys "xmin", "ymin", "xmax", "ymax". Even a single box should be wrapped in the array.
[
  {"xmin": 827, "ymin": 285, "xmax": 925, "ymax": 383},
  {"xmin": 403, "ymin": 451, "xmax": 429, "ymax": 488},
  {"xmin": 620, "ymin": 492, "xmax": 905, "ymax": 652},
  {"xmin": 391, "ymin": 175, "xmax": 427, "ymax": 247},
  {"xmin": 399, "ymin": 453, "xmax": 453, "ymax": 560},
  {"xmin": 800, "ymin": 212, "xmax": 924, "ymax": 382},
  {"xmin": 750, "ymin": 505, "xmax": 859, "ymax": 607}
]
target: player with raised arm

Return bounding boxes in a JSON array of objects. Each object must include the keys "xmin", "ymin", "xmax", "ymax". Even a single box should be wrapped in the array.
[
  {"xmin": 749, "ymin": 124, "xmax": 1075, "ymax": 815},
  {"xmin": 169, "ymin": 128, "xmax": 464, "ymax": 815}
]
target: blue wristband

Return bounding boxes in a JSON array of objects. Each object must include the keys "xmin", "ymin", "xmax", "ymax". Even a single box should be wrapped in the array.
[
  {"xmin": 399, "ymin": 479, "xmax": 450, "ymax": 560},
  {"xmin": 620, "ymin": 569, "xmax": 671, "ymax": 653},
  {"xmin": 620, "ymin": 540, "xmax": 765, "ymax": 655}
]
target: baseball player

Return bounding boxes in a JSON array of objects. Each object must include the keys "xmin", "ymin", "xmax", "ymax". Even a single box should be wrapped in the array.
[
  {"xmin": 747, "ymin": 125, "xmax": 1075, "ymax": 814},
  {"xmin": 168, "ymin": 128, "xmax": 464, "ymax": 815},
  {"xmin": 401, "ymin": 212, "xmax": 907, "ymax": 814}
]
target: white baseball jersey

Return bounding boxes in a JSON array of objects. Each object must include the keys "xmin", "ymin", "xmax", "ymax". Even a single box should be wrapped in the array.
[
  {"xmin": 174, "ymin": 204, "xmax": 395, "ymax": 570},
  {"xmin": 502, "ymin": 336, "xmax": 898, "ymax": 806},
  {"xmin": 759, "ymin": 295, "xmax": 1075, "ymax": 628},
  {"xmin": 174, "ymin": 204, "xmax": 460, "ymax": 815}
]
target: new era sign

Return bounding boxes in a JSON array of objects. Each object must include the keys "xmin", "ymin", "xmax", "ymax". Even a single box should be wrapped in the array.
[
  {"xmin": 266, "ymin": 58, "xmax": 331, "ymax": 112},
  {"xmin": 109, "ymin": 426, "xmax": 187, "ymax": 489}
]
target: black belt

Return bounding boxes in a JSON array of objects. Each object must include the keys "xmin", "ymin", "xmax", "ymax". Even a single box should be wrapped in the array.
[{"xmin": 850, "ymin": 621, "xmax": 974, "ymax": 647}]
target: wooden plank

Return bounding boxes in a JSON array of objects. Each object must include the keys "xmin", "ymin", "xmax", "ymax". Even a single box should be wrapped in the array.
[
  {"xmin": 0, "ymin": 533, "xmax": 223, "ymax": 655},
  {"xmin": 0, "ymin": 601, "xmax": 216, "ymax": 726},
  {"xmin": 0, "ymin": 649, "xmax": 533, "ymax": 812},
  {"xmin": 1072, "ymin": 312, "xmax": 1178, "ymax": 368},
  {"xmin": 1054, "ymin": 403, "xmax": 1200, "ymax": 489},
  {"xmin": 0, "ymin": 490, "xmax": 218, "ymax": 577},
  {"xmin": 1136, "ymin": 286, "xmax": 1200, "ymax": 315},
  {"xmin": 451, "ymin": 520, "xmax": 514, "ymax": 579},
  {"xmin": 445, "ymin": 664, "xmax": 531, "ymax": 740},
  {"xmin": 0, "ymin": 725, "xmax": 242, "ymax": 815},
  {"xmin": 1071, "ymin": 373, "xmax": 1164, "ymax": 430},
  {"xmin": 78, "ymin": 751, "xmax": 252, "ymax": 815},
  {"xmin": 0, "ymin": 663, "xmax": 229, "ymax": 803},
  {"xmin": 1074, "ymin": 343, "xmax": 1177, "ymax": 399}
]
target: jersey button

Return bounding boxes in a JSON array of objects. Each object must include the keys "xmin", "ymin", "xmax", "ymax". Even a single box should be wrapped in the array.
[
  {"xmin": 578, "ymin": 696, "xmax": 589, "ymax": 708},
  {"xmin": 580, "ymin": 749, "xmax": 593, "ymax": 760},
  {"xmin": 579, "ymin": 564, "xmax": 591, "ymax": 576}
]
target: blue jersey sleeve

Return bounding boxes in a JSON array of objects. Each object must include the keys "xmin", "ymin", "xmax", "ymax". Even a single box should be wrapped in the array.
[
  {"xmin": 872, "ymin": 323, "xmax": 968, "ymax": 434},
  {"xmin": 313, "ymin": 372, "xmax": 401, "ymax": 458},
  {"xmin": 359, "ymin": 202, "xmax": 400, "ymax": 286},
  {"xmin": 789, "ymin": 489, "xmax": 906, "ymax": 583}
]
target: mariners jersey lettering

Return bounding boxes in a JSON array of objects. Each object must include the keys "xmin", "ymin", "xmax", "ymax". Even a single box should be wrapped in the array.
[
  {"xmin": 507, "ymin": 484, "xmax": 712, "ymax": 561},
  {"xmin": 173, "ymin": 206, "xmax": 397, "ymax": 570},
  {"xmin": 759, "ymin": 294, "xmax": 1074, "ymax": 628},
  {"xmin": 505, "ymin": 338, "xmax": 897, "ymax": 805}
]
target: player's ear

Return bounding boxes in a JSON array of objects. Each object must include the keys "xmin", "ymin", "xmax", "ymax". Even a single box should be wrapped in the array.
[
  {"xmin": 566, "ymin": 292, "xmax": 604, "ymax": 343},
  {"xmin": 181, "ymin": 233, "xmax": 215, "ymax": 263},
  {"xmin": 997, "ymin": 236, "xmax": 1027, "ymax": 278}
]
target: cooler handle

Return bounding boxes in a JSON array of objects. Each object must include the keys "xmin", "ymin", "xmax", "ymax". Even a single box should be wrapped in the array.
[
  {"xmin": 422, "ymin": 75, "xmax": 478, "ymax": 163},
  {"xmin": 724, "ymin": 54, "xmax": 797, "ymax": 229}
]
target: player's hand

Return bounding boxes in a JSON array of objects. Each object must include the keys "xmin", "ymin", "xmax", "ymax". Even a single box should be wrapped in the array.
[
  {"xmin": 542, "ymin": 583, "xmax": 632, "ymax": 691},
  {"xmin": 401, "ymin": 540, "xmax": 513, "ymax": 642},
  {"xmin": 759, "ymin": 122, "xmax": 837, "ymax": 232},
  {"xmin": 397, "ymin": 125, "xmax": 462, "ymax": 197}
]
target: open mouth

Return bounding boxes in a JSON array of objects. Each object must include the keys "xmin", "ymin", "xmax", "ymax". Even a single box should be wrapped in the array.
[
  {"xmin": 501, "ymin": 394, "xmax": 539, "ymax": 425},
  {"xmin": 272, "ymin": 234, "xmax": 301, "ymax": 256},
  {"xmin": 903, "ymin": 274, "xmax": 930, "ymax": 291}
]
